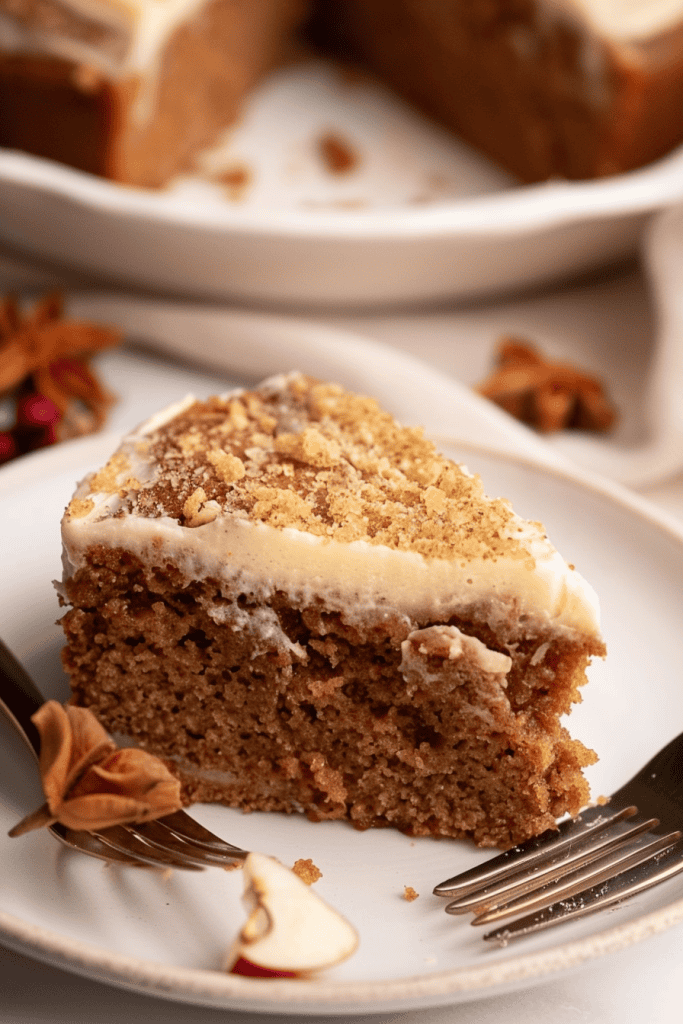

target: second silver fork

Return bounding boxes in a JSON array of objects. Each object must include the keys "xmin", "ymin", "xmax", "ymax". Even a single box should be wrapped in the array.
[
  {"xmin": 434, "ymin": 730, "xmax": 683, "ymax": 942},
  {"xmin": 1, "ymin": 638, "xmax": 248, "ymax": 871}
]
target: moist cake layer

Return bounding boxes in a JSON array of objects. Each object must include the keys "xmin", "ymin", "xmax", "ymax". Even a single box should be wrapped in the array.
[{"xmin": 58, "ymin": 373, "xmax": 605, "ymax": 848}]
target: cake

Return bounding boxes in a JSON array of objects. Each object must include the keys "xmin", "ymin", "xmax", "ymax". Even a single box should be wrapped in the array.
[
  {"xmin": 2, "ymin": 0, "xmax": 683, "ymax": 185},
  {"xmin": 57, "ymin": 373, "xmax": 605, "ymax": 849},
  {"xmin": 0, "ymin": 0, "xmax": 305, "ymax": 187},
  {"xmin": 315, "ymin": 0, "xmax": 683, "ymax": 183}
]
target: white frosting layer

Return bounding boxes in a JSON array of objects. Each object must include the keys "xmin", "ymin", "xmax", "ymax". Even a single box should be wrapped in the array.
[
  {"xmin": 62, "ymin": 505, "xmax": 601, "ymax": 636},
  {"xmin": 60, "ymin": 391, "xmax": 602, "ymax": 642}
]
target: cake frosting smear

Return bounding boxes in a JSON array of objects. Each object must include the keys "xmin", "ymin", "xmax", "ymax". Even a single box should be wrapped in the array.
[{"xmin": 59, "ymin": 373, "xmax": 605, "ymax": 848}]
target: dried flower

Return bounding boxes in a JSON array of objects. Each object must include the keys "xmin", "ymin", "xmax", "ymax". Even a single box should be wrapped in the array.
[
  {"xmin": 9, "ymin": 701, "xmax": 181, "ymax": 836},
  {"xmin": 476, "ymin": 337, "xmax": 618, "ymax": 434},
  {"xmin": 0, "ymin": 292, "xmax": 120, "ymax": 463}
]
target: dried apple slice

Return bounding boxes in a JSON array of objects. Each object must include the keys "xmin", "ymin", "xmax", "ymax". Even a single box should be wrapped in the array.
[{"xmin": 227, "ymin": 853, "xmax": 358, "ymax": 977}]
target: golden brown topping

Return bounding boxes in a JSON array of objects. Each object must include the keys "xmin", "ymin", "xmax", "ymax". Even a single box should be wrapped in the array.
[
  {"xmin": 207, "ymin": 448, "xmax": 246, "ymax": 484},
  {"xmin": 67, "ymin": 497, "xmax": 95, "ymax": 519},
  {"xmin": 9, "ymin": 701, "xmax": 181, "ymax": 836},
  {"xmin": 183, "ymin": 487, "xmax": 221, "ymax": 527},
  {"xmin": 178, "ymin": 431, "xmax": 205, "ymax": 456},
  {"xmin": 109, "ymin": 374, "xmax": 529, "ymax": 563},
  {"xmin": 403, "ymin": 886, "xmax": 419, "ymax": 902},
  {"xmin": 88, "ymin": 452, "xmax": 139, "ymax": 496},
  {"xmin": 274, "ymin": 427, "xmax": 342, "ymax": 468},
  {"xmin": 477, "ymin": 337, "xmax": 618, "ymax": 434},
  {"xmin": 292, "ymin": 858, "xmax": 323, "ymax": 885}
]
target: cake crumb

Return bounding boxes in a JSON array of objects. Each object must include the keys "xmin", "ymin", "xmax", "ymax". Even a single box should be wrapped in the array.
[
  {"xmin": 67, "ymin": 497, "xmax": 95, "ymax": 519},
  {"xmin": 292, "ymin": 858, "xmax": 322, "ymax": 884},
  {"xmin": 403, "ymin": 886, "xmax": 419, "ymax": 902},
  {"xmin": 89, "ymin": 453, "xmax": 133, "ymax": 495},
  {"xmin": 214, "ymin": 163, "xmax": 253, "ymax": 202},
  {"xmin": 183, "ymin": 487, "xmax": 221, "ymax": 527},
  {"xmin": 207, "ymin": 448, "xmax": 246, "ymax": 484},
  {"xmin": 317, "ymin": 132, "xmax": 359, "ymax": 174}
]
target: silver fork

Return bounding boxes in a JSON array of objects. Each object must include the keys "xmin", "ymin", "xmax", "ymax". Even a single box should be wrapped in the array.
[
  {"xmin": 0, "ymin": 638, "xmax": 248, "ymax": 870},
  {"xmin": 434, "ymin": 732, "xmax": 683, "ymax": 943}
]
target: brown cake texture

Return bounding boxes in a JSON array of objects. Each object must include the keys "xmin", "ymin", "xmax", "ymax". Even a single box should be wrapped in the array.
[
  {"xmin": 0, "ymin": 0, "xmax": 306, "ymax": 187},
  {"xmin": 3, "ymin": 1, "xmax": 683, "ymax": 186},
  {"xmin": 58, "ymin": 374, "xmax": 604, "ymax": 849},
  {"xmin": 317, "ymin": 0, "xmax": 683, "ymax": 183}
]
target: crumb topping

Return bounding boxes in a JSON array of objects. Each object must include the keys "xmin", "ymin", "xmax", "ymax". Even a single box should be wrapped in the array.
[
  {"xmin": 89, "ymin": 452, "xmax": 141, "ymax": 497},
  {"xmin": 68, "ymin": 496, "xmax": 95, "ymax": 518},
  {"xmin": 80, "ymin": 374, "xmax": 529, "ymax": 562},
  {"xmin": 292, "ymin": 858, "xmax": 323, "ymax": 884}
]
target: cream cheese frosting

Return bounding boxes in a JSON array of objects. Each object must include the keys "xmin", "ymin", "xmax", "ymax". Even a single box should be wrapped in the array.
[{"xmin": 60, "ymin": 374, "xmax": 602, "ymax": 642}]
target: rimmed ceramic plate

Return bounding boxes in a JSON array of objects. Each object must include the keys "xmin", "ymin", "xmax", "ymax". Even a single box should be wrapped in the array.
[
  {"xmin": 2, "ymin": 420, "xmax": 683, "ymax": 1014},
  {"xmin": 3, "ymin": 59, "xmax": 683, "ymax": 306}
]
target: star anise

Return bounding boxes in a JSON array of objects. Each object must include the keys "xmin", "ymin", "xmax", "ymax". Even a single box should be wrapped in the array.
[
  {"xmin": 476, "ymin": 336, "xmax": 618, "ymax": 434},
  {"xmin": 9, "ymin": 701, "xmax": 182, "ymax": 836},
  {"xmin": 0, "ymin": 292, "xmax": 121, "ymax": 462}
]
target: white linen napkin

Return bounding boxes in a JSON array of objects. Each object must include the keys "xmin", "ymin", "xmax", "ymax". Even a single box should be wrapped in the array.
[{"xmin": 4, "ymin": 200, "xmax": 683, "ymax": 488}]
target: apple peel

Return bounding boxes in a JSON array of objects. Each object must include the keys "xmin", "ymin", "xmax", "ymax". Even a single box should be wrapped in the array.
[{"xmin": 227, "ymin": 852, "xmax": 358, "ymax": 977}]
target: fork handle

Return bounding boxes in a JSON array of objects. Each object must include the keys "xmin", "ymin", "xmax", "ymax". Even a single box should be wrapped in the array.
[{"xmin": 0, "ymin": 639, "xmax": 44, "ymax": 759}]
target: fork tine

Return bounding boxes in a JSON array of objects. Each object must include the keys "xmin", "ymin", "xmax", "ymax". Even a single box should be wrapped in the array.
[
  {"xmin": 50, "ymin": 819, "xmax": 240, "ymax": 871},
  {"xmin": 444, "ymin": 815, "xmax": 660, "ymax": 914},
  {"xmin": 433, "ymin": 803, "xmax": 638, "ymax": 900},
  {"xmin": 468, "ymin": 830, "xmax": 682, "ymax": 925},
  {"xmin": 0, "ymin": 637, "xmax": 251, "ymax": 870},
  {"xmin": 126, "ymin": 820, "xmax": 246, "ymax": 866},
  {"xmin": 483, "ymin": 837, "xmax": 683, "ymax": 944},
  {"xmin": 154, "ymin": 810, "xmax": 249, "ymax": 856},
  {"xmin": 50, "ymin": 823, "xmax": 151, "ymax": 867},
  {"xmin": 93, "ymin": 825, "xmax": 205, "ymax": 870}
]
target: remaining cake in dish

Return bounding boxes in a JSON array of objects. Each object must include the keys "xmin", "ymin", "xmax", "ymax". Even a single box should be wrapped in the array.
[
  {"xmin": 58, "ymin": 373, "xmax": 604, "ymax": 848},
  {"xmin": 0, "ymin": 0, "xmax": 305, "ymax": 186},
  {"xmin": 314, "ymin": 0, "xmax": 683, "ymax": 183},
  {"xmin": 3, "ymin": 0, "xmax": 683, "ymax": 185}
]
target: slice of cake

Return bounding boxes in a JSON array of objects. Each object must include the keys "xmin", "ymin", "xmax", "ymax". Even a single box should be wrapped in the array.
[
  {"xmin": 58, "ymin": 373, "xmax": 604, "ymax": 848},
  {"xmin": 0, "ymin": 0, "xmax": 305, "ymax": 186}
]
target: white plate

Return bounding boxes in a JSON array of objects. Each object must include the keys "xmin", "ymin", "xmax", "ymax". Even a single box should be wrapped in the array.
[
  {"xmin": 2, "ymin": 425, "xmax": 683, "ymax": 1015},
  {"xmin": 3, "ymin": 60, "xmax": 683, "ymax": 307}
]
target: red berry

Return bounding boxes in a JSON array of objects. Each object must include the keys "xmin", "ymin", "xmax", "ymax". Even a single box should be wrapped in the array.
[
  {"xmin": 16, "ymin": 393, "xmax": 61, "ymax": 428},
  {"xmin": 0, "ymin": 431, "xmax": 16, "ymax": 463}
]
